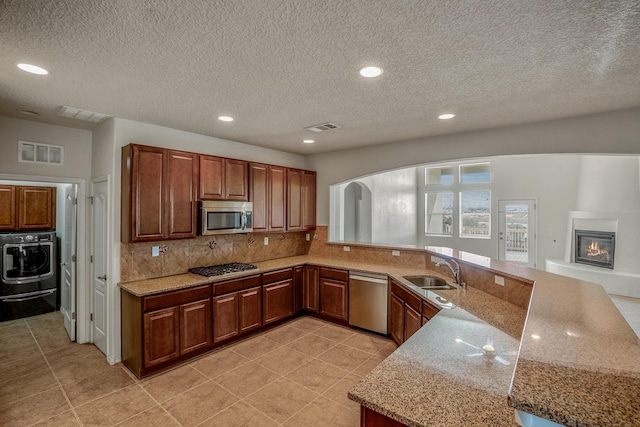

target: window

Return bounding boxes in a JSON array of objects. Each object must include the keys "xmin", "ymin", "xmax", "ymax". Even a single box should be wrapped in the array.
[
  {"xmin": 19, "ymin": 141, "xmax": 63, "ymax": 165},
  {"xmin": 425, "ymin": 192, "xmax": 453, "ymax": 235},
  {"xmin": 460, "ymin": 163, "xmax": 490, "ymax": 183},
  {"xmin": 422, "ymin": 162, "xmax": 491, "ymax": 239},
  {"xmin": 460, "ymin": 190, "xmax": 491, "ymax": 237},
  {"xmin": 426, "ymin": 166, "xmax": 453, "ymax": 185}
]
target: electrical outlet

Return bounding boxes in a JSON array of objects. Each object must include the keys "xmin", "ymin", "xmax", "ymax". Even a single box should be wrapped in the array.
[
  {"xmin": 392, "ymin": 250, "xmax": 400, "ymax": 256},
  {"xmin": 494, "ymin": 275, "xmax": 505, "ymax": 286},
  {"xmin": 306, "ymin": 233, "xmax": 310, "ymax": 241},
  {"xmin": 152, "ymin": 246, "xmax": 159, "ymax": 257},
  {"xmin": 343, "ymin": 246, "xmax": 350, "ymax": 252},
  {"xmin": 264, "ymin": 237, "xmax": 269, "ymax": 245},
  {"xmin": 431, "ymin": 256, "xmax": 442, "ymax": 263}
]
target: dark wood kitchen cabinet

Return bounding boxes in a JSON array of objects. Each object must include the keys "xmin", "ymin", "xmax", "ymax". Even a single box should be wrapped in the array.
[
  {"xmin": 249, "ymin": 163, "xmax": 287, "ymax": 232},
  {"xmin": 287, "ymin": 169, "xmax": 316, "ymax": 231},
  {"xmin": 319, "ymin": 267, "xmax": 349, "ymax": 321},
  {"xmin": 121, "ymin": 144, "xmax": 197, "ymax": 242},
  {"xmin": 262, "ymin": 268, "xmax": 294, "ymax": 324},
  {"xmin": 303, "ymin": 265, "xmax": 320, "ymax": 312},
  {"xmin": 293, "ymin": 266, "xmax": 304, "ymax": 312},
  {"xmin": 199, "ymin": 155, "xmax": 248, "ymax": 201},
  {"xmin": 0, "ymin": 185, "xmax": 56, "ymax": 231},
  {"xmin": 121, "ymin": 284, "xmax": 212, "ymax": 378},
  {"xmin": 0, "ymin": 185, "xmax": 16, "ymax": 230},
  {"xmin": 389, "ymin": 279, "xmax": 426, "ymax": 345},
  {"xmin": 212, "ymin": 274, "xmax": 263, "ymax": 343}
]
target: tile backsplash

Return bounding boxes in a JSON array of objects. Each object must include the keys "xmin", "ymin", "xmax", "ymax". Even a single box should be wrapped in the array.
[{"xmin": 121, "ymin": 231, "xmax": 311, "ymax": 282}]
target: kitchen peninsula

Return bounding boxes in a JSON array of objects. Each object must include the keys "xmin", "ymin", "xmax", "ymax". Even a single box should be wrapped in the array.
[{"xmin": 119, "ymin": 240, "xmax": 639, "ymax": 427}]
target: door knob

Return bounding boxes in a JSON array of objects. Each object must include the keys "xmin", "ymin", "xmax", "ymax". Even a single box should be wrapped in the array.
[{"xmin": 97, "ymin": 275, "xmax": 107, "ymax": 281}]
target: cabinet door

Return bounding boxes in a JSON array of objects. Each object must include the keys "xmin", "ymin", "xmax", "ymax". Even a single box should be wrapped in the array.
[
  {"xmin": 225, "ymin": 159, "xmax": 249, "ymax": 200},
  {"xmin": 199, "ymin": 155, "xmax": 225, "ymax": 200},
  {"xmin": 287, "ymin": 168, "xmax": 303, "ymax": 230},
  {"xmin": 213, "ymin": 293, "xmax": 239, "ymax": 343},
  {"xmin": 303, "ymin": 265, "xmax": 319, "ymax": 312},
  {"xmin": 263, "ymin": 280, "xmax": 293, "ymax": 324},
  {"xmin": 144, "ymin": 307, "xmax": 180, "ymax": 368},
  {"xmin": 404, "ymin": 304, "xmax": 422, "ymax": 342},
  {"xmin": 389, "ymin": 293, "xmax": 405, "ymax": 346},
  {"xmin": 17, "ymin": 186, "xmax": 55, "ymax": 230},
  {"xmin": 131, "ymin": 145, "xmax": 166, "ymax": 241},
  {"xmin": 302, "ymin": 171, "xmax": 316, "ymax": 230},
  {"xmin": 249, "ymin": 163, "xmax": 268, "ymax": 232},
  {"xmin": 268, "ymin": 165, "xmax": 286, "ymax": 231},
  {"xmin": 0, "ymin": 185, "xmax": 16, "ymax": 230},
  {"xmin": 180, "ymin": 299, "xmax": 212, "ymax": 355},
  {"xmin": 239, "ymin": 286, "xmax": 262, "ymax": 333},
  {"xmin": 293, "ymin": 266, "xmax": 304, "ymax": 313},
  {"xmin": 167, "ymin": 150, "xmax": 198, "ymax": 239},
  {"xmin": 319, "ymin": 278, "xmax": 348, "ymax": 321}
]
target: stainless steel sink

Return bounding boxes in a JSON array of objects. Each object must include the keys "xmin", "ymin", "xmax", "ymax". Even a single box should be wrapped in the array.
[{"xmin": 402, "ymin": 275, "xmax": 455, "ymax": 290}]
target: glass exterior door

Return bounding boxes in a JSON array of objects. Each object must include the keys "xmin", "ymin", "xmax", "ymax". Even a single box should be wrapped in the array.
[{"xmin": 498, "ymin": 200, "xmax": 536, "ymax": 268}]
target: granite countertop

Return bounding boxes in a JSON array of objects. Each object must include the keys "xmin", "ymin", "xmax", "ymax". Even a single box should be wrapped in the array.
[
  {"xmin": 118, "ymin": 250, "xmax": 640, "ymax": 426},
  {"xmin": 508, "ymin": 276, "xmax": 640, "ymax": 427}
]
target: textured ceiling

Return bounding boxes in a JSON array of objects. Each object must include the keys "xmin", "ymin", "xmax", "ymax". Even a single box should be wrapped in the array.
[{"xmin": 1, "ymin": 0, "xmax": 639, "ymax": 155}]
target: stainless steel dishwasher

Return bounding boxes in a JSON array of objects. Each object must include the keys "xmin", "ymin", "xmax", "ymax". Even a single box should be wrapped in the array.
[{"xmin": 349, "ymin": 272, "xmax": 388, "ymax": 334}]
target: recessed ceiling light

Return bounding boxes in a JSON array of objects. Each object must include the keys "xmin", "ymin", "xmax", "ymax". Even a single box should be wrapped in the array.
[
  {"xmin": 218, "ymin": 115, "xmax": 234, "ymax": 122},
  {"xmin": 359, "ymin": 66, "xmax": 383, "ymax": 78},
  {"xmin": 438, "ymin": 113, "xmax": 456, "ymax": 120},
  {"xmin": 17, "ymin": 63, "xmax": 49, "ymax": 75},
  {"xmin": 303, "ymin": 139, "xmax": 315, "ymax": 144},
  {"xmin": 17, "ymin": 109, "xmax": 40, "ymax": 116}
]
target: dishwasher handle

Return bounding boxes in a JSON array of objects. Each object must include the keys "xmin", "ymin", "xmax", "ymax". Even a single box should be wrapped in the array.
[{"xmin": 349, "ymin": 274, "xmax": 388, "ymax": 285}]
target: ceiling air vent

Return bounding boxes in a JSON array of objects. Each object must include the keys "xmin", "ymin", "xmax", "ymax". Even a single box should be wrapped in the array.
[
  {"xmin": 304, "ymin": 122, "xmax": 341, "ymax": 133},
  {"xmin": 57, "ymin": 106, "xmax": 109, "ymax": 123}
]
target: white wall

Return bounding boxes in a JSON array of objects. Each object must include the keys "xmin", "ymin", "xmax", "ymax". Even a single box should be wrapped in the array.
[
  {"xmin": 0, "ymin": 116, "xmax": 92, "ymax": 179},
  {"xmin": 307, "ymin": 107, "xmax": 640, "ymax": 226}
]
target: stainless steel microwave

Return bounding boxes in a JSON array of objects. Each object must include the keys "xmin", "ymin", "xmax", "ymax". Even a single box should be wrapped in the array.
[{"xmin": 199, "ymin": 201, "xmax": 253, "ymax": 235}]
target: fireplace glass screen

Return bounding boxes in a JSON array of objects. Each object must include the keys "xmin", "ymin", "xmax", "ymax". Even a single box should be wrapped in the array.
[{"xmin": 574, "ymin": 230, "xmax": 615, "ymax": 269}]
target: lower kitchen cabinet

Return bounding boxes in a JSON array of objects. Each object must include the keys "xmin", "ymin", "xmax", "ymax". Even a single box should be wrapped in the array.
[
  {"xmin": 239, "ymin": 286, "xmax": 262, "ymax": 333},
  {"xmin": 293, "ymin": 266, "xmax": 304, "ymax": 312},
  {"xmin": 263, "ymin": 268, "xmax": 294, "ymax": 324},
  {"xmin": 389, "ymin": 279, "xmax": 430, "ymax": 346},
  {"xmin": 319, "ymin": 267, "xmax": 349, "ymax": 322},
  {"xmin": 303, "ymin": 265, "xmax": 320, "ymax": 312},
  {"xmin": 213, "ymin": 293, "xmax": 239, "ymax": 343},
  {"xmin": 143, "ymin": 306, "xmax": 180, "ymax": 368},
  {"xmin": 122, "ymin": 284, "xmax": 212, "ymax": 377}
]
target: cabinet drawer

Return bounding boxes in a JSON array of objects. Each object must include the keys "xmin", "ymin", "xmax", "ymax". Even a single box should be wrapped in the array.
[
  {"xmin": 214, "ymin": 274, "xmax": 262, "ymax": 296},
  {"xmin": 422, "ymin": 301, "xmax": 440, "ymax": 320},
  {"xmin": 319, "ymin": 267, "xmax": 348, "ymax": 282},
  {"xmin": 262, "ymin": 268, "xmax": 293, "ymax": 284},
  {"xmin": 144, "ymin": 285, "xmax": 211, "ymax": 312}
]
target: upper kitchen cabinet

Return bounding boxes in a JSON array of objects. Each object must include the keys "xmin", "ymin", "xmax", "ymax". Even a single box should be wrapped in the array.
[
  {"xmin": 287, "ymin": 169, "xmax": 316, "ymax": 231},
  {"xmin": 0, "ymin": 186, "xmax": 17, "ymax": 230},
  {"xmin": 199, "ymin": 155, "xmax": 248, "ymax": 201},
  {"xmin": 121, "ymin": 144, "xmax": 197, "ymax": 242},
  {"xmin": 0, "ymin": 185, "xmax": 56, "ymax": 231},
  {"xmin": 249, "ymin": 163, "xmax": 287, "ymax": 232}
]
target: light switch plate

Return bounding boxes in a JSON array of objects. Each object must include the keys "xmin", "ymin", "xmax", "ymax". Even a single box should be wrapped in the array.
[
  {"xmin": 392, "ymin": 250, "xmax": 400, "ymax": 256},
  {"xmin": 343, "ymin": 246, "xmax": 350, "ymax": 252},
  {"xmin": 306, "ymin": 233, "xmax": 310, "ymax": 241},
  {"xmin": 431, "ymin": 256, "xmax": 442, "ymax": 263},
  {"xmin": 264, "ymin": 237, "xmax": 269, "ymax": 245},
  {"xmin": 494, "ymin": 275, "xmax": 505, "ymax": 286},
  {"xmin": 152, "ymin": 246, "xmax": 159, "ymax": 257}
]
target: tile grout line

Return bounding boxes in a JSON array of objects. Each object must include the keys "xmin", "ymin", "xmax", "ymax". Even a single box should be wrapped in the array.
[
  {"xmin": 23, "ymin": 314, "xmax": 84, "ymax": 427},
  {"xmin": 117, "ymin": 380, "xmax": 185, "ymax": 427}
]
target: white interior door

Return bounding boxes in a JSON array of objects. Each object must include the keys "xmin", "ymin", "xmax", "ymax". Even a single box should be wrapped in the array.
[
  {"xmin": 498, "ymin": 200, "xmax": 537, "ymax": 268},
  {"xmin": 61, "ymin": 185, "xmax": 77, "ymax": 341},
  {"xmin": 91, "ymin": 179, "xmax": 109, "ymax": 355}
]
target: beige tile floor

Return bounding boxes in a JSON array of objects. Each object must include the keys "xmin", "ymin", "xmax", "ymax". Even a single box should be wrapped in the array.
[
  {"xmin": 610, "ymin": 295, "xmax": 640, "ymax": 337},
  {"xmin": 0, "ymin": 312, "xmax": 396, "ymax": 426}
]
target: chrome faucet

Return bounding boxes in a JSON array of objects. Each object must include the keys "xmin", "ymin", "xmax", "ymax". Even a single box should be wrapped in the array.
[{"xmin": 435, "ymin": 259, "xmax": 464, "ymax": 288}]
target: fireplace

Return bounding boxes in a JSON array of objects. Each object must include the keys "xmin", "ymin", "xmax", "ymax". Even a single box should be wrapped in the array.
[{"xmin": 574, "ymin": 230, "xmax": 615, "ymax": 269}]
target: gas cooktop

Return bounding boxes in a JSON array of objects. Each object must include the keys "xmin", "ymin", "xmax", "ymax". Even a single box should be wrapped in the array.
[{"xmin": 188, "ymin": 262, "xmax": 258, "ymax": 277}]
